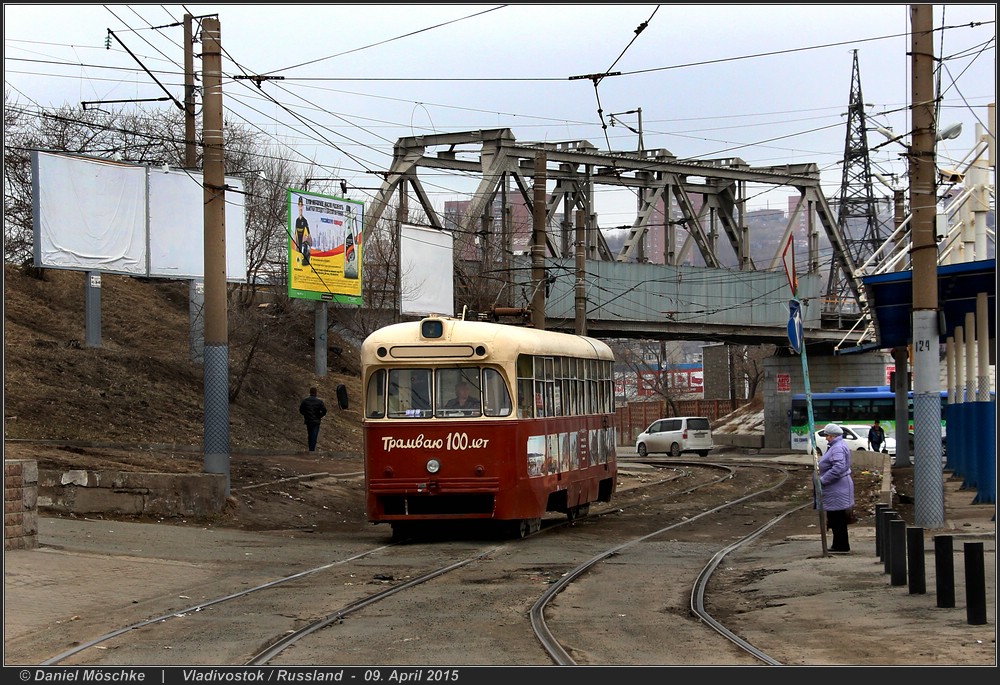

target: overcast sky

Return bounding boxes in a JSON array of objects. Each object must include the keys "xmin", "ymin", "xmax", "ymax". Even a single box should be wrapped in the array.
[{"xmin": 5, "ymin": 4, "xmax": 996, "ymax": 223}]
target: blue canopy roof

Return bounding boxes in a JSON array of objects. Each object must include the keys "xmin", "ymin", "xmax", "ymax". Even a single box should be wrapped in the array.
[{"xmin": 861, "ymin": 259, "xmax": 995, "ymax": 349}]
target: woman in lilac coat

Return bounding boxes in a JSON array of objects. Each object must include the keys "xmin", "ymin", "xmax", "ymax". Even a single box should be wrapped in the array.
[{"xmin": 818, "ymin": 423, "xmax": 855, "ymax": 553}]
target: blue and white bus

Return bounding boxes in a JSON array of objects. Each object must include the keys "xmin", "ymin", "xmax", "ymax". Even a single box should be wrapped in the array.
[{"xmin": 789, "ymin": 386, "xmax": 947, "ymax": 452}]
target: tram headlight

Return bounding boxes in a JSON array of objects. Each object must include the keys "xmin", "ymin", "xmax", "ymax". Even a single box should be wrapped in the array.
[
  {"xmin": 426, "ymin": 459, "xmax": 441, "ymax": 474},
  {"xmin": 421, "ymin": 319, "xmax": 443, "ymax": 339}
]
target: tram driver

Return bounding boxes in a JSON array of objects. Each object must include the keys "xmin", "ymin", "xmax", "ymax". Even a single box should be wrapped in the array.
[{"xmin": 445, "ymin": 379, "xmax": 480, "ymax": 414}]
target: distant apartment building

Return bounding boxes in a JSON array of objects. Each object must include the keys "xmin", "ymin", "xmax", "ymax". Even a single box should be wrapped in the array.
[{"xmin": 444, "ymin": 194, "xmax": 559, "ymax": 261}]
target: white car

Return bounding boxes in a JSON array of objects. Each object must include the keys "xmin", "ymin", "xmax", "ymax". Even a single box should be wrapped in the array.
[
  {"xmin": 636, "ymin": 416, "xmax": 714, "ymax": 457},
  {"xmin": 816, "ymin": 425, "xmax": 896, "ymax": 456}
]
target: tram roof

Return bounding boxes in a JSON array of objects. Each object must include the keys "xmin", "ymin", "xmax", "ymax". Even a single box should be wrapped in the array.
[{"xmin": 361, "ymin": 317, "xmax": 615, "ymax": 362}]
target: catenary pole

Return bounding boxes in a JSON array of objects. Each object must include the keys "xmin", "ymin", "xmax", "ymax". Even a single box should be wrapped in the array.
[
  {"xmin": 201, "ymin": 17, "xmax": 230, "ymax": 497},
  {"xmin": 909, "ymin": 4, "xmax": 944, "ymax": 527}
]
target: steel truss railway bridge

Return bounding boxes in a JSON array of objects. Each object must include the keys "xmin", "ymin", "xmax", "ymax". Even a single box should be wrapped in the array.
[{"xmin": 360, "ymin": 128, "xmax": 992, "ymax": 353}]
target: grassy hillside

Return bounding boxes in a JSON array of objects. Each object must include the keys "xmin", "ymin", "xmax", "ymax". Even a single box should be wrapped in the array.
[{"xmin": 3, "ymin": 263, "xmax": 365, "ymax": 455}]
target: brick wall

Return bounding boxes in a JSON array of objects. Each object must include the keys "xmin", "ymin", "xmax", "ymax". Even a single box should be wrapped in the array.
[{"xmin": 4, "ymin": 460, "xmax": 39, "ymax": 551}]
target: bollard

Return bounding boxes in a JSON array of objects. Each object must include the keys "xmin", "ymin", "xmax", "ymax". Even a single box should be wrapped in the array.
[
  {"xmin": 890, "ymin": 518, "xmax": 907, "ymax": 586},
  {"xmin": 964, "ymin": 542, "xmax": 987, "ymax": 625},
  {"xmin": 906, "ymin": 527, "xmax": 926, "ymax": 594},
  {"xmin": 875, "ymin": 503, "xmax": 888, "ymax": 557},
  {"xmin": 880, "ymin": 509, "xmax": 897, "ymax": 570},
  {"xmin": 935, "ymin": 535, "xmax": 955, "ymax": 608}
]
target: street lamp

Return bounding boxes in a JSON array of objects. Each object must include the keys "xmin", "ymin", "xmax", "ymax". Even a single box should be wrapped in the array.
[{"xmin": 873, "ymin": 121, "xmax": 962, "ymax": 145}]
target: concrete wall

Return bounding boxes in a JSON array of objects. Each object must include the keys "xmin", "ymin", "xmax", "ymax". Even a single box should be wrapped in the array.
[
  {"xmin": 762, "ymin": 350, "xmax": 895, "ymax": 450},
  {"xmin": 702, "ymin": 343, "xmax": 731, "ymax": 400},
  {"xmin": 37, "ymin": 469, "xmax": 227, "ymax": 517},
  {"xmin": 714, "ymin": 433, "xmax": 764, "ymax": 449},
  {"xmin": 4, "ymin": 460, "xmax": 39, "ymax": 551}
]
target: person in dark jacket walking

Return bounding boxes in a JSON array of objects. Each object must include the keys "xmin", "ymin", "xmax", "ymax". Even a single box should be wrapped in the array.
[
  {"xmin": 299, "ymin": 387, "xmax": 327, "ymax": 452},
  {"xmin": 867, "ymin": 418, "xmax": 886, "ymax": 453}
]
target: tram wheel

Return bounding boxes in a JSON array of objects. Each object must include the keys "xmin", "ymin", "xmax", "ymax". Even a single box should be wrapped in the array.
[
  {"xmin": 567, "ymin": 504, "xmax": 590, "ymax": 521},
  {"xmin": 511, "ymin": 518, "xmax": 541, "ymax": 538}
]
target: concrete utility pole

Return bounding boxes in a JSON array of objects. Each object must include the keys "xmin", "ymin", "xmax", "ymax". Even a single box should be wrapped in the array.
[
  {"xmin": 909, "ymin": 4, "xmax": 944, "ymax": 527},
  {"xmin": 183, "ymin": 14, "xmax": 197, "ymax": 169},
  {"xmin": 201, "ymin": 17, "xmax": 230, "ymax": 497},
  {"xmin": 185, "ymin": 14, "xmax": 205, "ymax": 364},
  {"xmin": 892, "ymin": 188, "xmax": 911, "ymax": 468}
]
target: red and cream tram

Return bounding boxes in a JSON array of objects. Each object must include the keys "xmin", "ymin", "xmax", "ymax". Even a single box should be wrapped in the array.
[{"xmin": 361, "ymin": 316, "xmax": 617, "ymax": 539}]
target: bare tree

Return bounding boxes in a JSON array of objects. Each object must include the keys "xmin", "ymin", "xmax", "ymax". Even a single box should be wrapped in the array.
[
  {"xmin": 224, "ymin": 129, "xmax": 303, "ymax": 308},
  {"xmin": 331, "ymin": 202, "xmax": 431, "ymax": 343},
  {"xmin": 4, "ymin": 98, "xmax": 192, "ymax": 266},
  {"xmin": 609, "ymin": 339, "xmax": 696, "ymax": 415},
  {"xmin": 1, "ymin": 96, "xmax": 332, "ymax": 402},
  {"xmin": 731, "ymin": 343, "xmax": 775, "ymax": 399},
  {"xmin": 4, "ymin": 92, "xmax": 34, "ymax": 265},
  {"xmin": 451, "ymin": 207, "xmax": 528, "ymax": 317}
]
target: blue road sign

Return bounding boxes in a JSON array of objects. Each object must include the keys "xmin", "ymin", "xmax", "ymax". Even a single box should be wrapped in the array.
[{"xmin": 788, "ymin": 299, "xmax": 803, "ymax": 353}]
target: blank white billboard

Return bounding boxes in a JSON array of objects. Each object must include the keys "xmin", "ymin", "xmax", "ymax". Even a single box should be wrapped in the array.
[
  {"xmin": 31, "ymin": 151, "xmax": 247, "ymax": 281},
  {"xmin": 400, "ymin": 224, "xmax": 454, "ymax": 317},
  {"xmin": 32, "ymin": 152, "xmax": 147, "ymax": 274},
  {"xmin": 148, "ymin": 167, "xmax": 246, "ymax": 280}
]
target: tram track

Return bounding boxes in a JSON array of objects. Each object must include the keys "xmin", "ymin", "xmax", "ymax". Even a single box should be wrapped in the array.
[
  {"xmin": 36, "ymin": 462, "xmax": 809, "ymax": 666},
  {"xmin": 531, "ymin": 462, "xmax": 804, "ymax": 665}
]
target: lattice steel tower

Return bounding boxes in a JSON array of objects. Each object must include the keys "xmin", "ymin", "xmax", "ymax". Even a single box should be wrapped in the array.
[{"xmin": 826, "ymin": 50, "xmax": 888, "ymax": 314}]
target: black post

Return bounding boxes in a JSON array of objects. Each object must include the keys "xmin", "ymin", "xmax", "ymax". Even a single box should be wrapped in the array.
[
  {"xmin": 934, "ymin": 535, "xmax": 955, "ymax": 608},
  {"xmin": 880, "ymin": 509, "xmax": 897, "ymax": 570},
  {"xmin": 890, "ymin": 518, "xmax": 907, "ymax": 586},
  {"xmin": 875, "ymin": 503, "xmax": 888, "ymax": 557},
  {"xmin": 964, "ymin": 542, "xmax": 987, "ymax": 625},
  {"xmin": 906, "ymin": 527, "xmax": 926, "ymax": 594},
  {"xmin": 880, "ymin": 509, "xmax": 896, "ymax": 573}
]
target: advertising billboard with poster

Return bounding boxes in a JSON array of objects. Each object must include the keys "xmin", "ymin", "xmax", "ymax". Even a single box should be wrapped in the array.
[{"xmin": 288, "ymin": 190, "xmax": 364, "ymax": 304}]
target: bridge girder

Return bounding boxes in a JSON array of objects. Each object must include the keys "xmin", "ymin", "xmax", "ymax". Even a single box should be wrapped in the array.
[{"xmin": 361, "ymin": 129, "xmax": 868, "ymax": 346}]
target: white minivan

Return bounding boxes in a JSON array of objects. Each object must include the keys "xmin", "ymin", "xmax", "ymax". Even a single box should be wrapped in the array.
[{"xmin": 635, "ymin": 416, "xmax": 714, "ymax": 457}]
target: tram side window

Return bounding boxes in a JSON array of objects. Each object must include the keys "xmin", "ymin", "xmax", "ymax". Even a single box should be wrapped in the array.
[
  {"xmin": 594, "ymin": 361, "xmax": 603, "ymax": 414},
  {"xmin": 365, "ymin": 369, "xmax": 387, "ymax": 418},
  {"xmin": 517, "ymin": 378, "xmax": 534, "ymax": 418},
  {"xmin": 599, "ymin": 361, "xmax": 609, "ymax": 413},
  {"xmin": 543, "ymin": 357, "xmax": 556, "ymax": 416},
  {"xmin": 573, "ymin": 359, "xmax": 584, "ymax": 416},
  {"xmin": 533, "ymin": 357, "xmax": 546, "ymax": 417},
  {"xmin": 573, "ymin": 360, "xmax": 583, "ymax": 414},
  {"xmin": 542, "ymin": 356, "xmax": 555, "ymax": 417},
  {"xmin": 553, "ymin": 357, "xmax": 565, "ymax": 417},
  {"xmin": 516, "ymin": 354, "xmax": 535, "ymax": 418},
  {"xmin": 482, "ymin": 368, "xmax": 512, "ymax": 417},
  {"xmin": 584, "ymin": 359, "xmax": 597, "ymax": 414}
]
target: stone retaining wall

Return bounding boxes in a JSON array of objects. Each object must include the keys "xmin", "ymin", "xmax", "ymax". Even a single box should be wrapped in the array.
[
  {"xmin": 714, "ymin": 433, "xmax": 765, "ymax": 449},
  {"xmin": 36, "ymin": 469, "xmax": 227, "ymax": 517},
  {"xmin": 4, "ymin": 460, "xmax": 39, "ymax": 551}
]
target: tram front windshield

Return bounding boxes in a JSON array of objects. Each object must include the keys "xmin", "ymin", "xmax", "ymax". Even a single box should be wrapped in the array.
[{"xmin": 365, "ymin": 367, "xmax": 512, "ymax": 419}]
